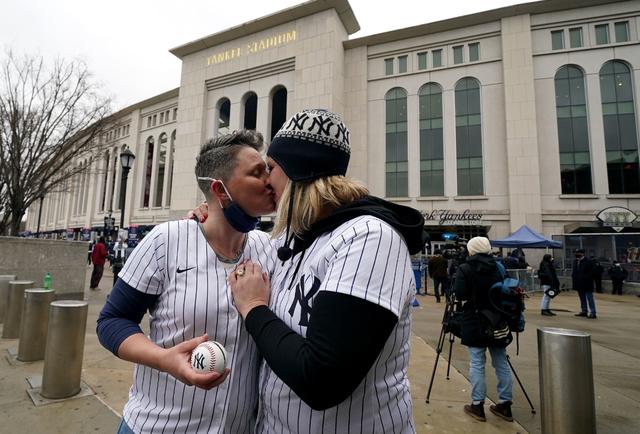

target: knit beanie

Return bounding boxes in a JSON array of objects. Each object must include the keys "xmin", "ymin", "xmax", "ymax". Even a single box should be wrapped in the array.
[
  {"xmin": 467, "ymin": 236, "xmax": 492, "ymax": 256},
  {"xmin": 267, "ymin": 108, "xmax": 351, "ymax": 182}
]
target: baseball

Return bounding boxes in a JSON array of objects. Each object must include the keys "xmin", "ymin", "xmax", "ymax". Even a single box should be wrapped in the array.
[{"xmin": 190, "ymin": 341, "xmax": 228, "ymax": 375}]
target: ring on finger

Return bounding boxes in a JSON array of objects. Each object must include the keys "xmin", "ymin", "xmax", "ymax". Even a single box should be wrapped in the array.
[{"xmin": 236, "ymin": 268, "xmax": 245, "ymax": 277}]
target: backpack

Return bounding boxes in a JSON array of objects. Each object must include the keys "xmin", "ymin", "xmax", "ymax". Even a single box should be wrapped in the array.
[{"xmin": 489, "ymin": 262, "xmax": 526, "ymax": 333}]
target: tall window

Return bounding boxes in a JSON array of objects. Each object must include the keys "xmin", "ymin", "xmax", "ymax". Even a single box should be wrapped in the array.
[
  {"xmin": 154, "ymin": 134, "xmax": 167, "ymax": 207},
  {"xmin": 569, "ymin": 28, "xmax": 583, "ymax": 48},
  {"xmin": 270, "ymin": 86, "xmax": 287, "ymax": 141},
  {"xmin": 243, "ymin": 92, "xmax": 258, "ymax": 130},
  {"xmin": 100, "ymin": 151, "xmax": 109, "ymax": 211},
  {"xmin": 83, "ymin": 159, "xmax": 91, "ymax": 214},
  {"xmin": 600, "ymin": 60, "xmax": 639, "ymax": 193},
  {"xmin": 551, "ymin": 30, "xmax": 564, "ymax": 50},
  {"xmin": 417, "ymin": 52, "xmax": 427, "ymax": 70},
  {"xmin": 469, "ymin": 43, "xmax": 480, "ymax": 62},
  {"xmin": 455, "ymin": 78, "xmax": 483, "ymax": 195},
  {"xmin": 595, "ymin": 24, "xmax": 609, "ymax": 45},
  {"xmin": 167, "ymin": 130, "xmax": 176, "ymax": 206},
  {"xmin": 398, "ymin": 55, "xmax": 408, "ymax": 73},
  {"xmin": 142, "ymin": 137, "xmax": 154, "ymax": 207},
  {"xmin": 453, "ymin": 46, "xmax": 463, "ymax": 64},
  {"xmin": 109, "ymin": 152, "xmax": 118, "ymax": 211},
  {"xmin": 555, "ymin": 65, "xmax": 592, "ymax": 194},
  {"xmin": 432, "ymin": 49, "xmax": 442, "ymax": 67},
  {"xmin": 217, "ymin": 98, "xmax": 230, "ymax": 136},
  {"xmin": 419, "ymin": 83, "xmax": 444, "ymax": 196},
  {"xmin": 385, "ymin": 88, "xmax": 408, "ymax": 197},
  {"xmin": 615, "ymin": 21, "xmax": 629, "ymax": 43},
  {"xmin": 384, "ymin": 58, "xmax": 394, "ymax": 75}
]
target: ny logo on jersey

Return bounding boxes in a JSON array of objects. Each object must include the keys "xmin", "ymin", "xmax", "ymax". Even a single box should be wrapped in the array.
[
  {"xmin": 193, "ymin": 353, "xmax": 205, "ymax": 370},
  {"xmin": 288, "ymin": 275, "xmax": 321, "ymax": 327}
]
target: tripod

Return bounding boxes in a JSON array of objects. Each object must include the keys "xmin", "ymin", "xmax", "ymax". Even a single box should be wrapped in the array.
[{"xmin": 425, "ymin": 287, "xmax": 536, "ymax": 414}]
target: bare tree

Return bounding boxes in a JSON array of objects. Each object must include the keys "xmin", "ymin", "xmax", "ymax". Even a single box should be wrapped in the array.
[{"xmin": 0, "ymin": 51, "xmax": 112, "ymax": 235}]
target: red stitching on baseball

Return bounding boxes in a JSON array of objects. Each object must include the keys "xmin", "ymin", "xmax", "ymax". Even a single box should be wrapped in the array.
[{"xmin": 204, "ymin": 343, "xmax": 216, "ymax": 372}]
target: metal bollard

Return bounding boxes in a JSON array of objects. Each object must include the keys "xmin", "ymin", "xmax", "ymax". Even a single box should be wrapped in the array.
[
  {"xmin": 0, "ymin": 275, "xmax": 17, "ymax": 324},
  {"xmin": 40, "ymin": 300, "xmax": 89, "ymax": 399},
  {"xmin": 2, "ymin": 281, "xmax": 34, "ymax": 339},
  {"xmin": 18, "ymin": 289, "xmax": 56, "ymax": 362},
  {"xmin": 538, "ymin": 327, "xmax": 596, "ymax": 434}
]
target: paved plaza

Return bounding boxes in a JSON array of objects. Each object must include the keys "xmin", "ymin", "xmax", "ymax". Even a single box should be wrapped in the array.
[{"xmin": 1, "ymin": 266, "xmax": 639, "ymax": 433}]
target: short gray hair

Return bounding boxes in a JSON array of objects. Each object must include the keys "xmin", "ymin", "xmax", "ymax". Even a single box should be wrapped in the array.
[{"xmin": 195, "ymin": 130, "xmax": 264, "ymax": 199}]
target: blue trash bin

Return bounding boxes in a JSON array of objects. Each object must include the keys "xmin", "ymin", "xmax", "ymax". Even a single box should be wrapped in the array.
[{"xmin": 412, "ymin": 260, "xmax": 422, "ymax": 292}]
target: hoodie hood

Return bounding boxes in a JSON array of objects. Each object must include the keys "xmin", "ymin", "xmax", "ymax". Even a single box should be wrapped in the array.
[
  {"xmin": 465, "ymin": 253, "xmax": 498, "ymax": 275},
  {"xmin": 292, "ymin": 195, "xmax": 426, "ymax": 256}
]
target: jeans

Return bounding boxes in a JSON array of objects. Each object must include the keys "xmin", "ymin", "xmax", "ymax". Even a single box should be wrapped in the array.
[
  {"xmin": 540, "ymin": 285, "xmax": 551, "ymax": 310},
  {"xmin": 117, "ymin": 418, "xmax": 135, "ymax": 434},
  {"xmin": 578, "ymin": 291, "xmax": 596, "ymax": 315},
  {"xmin": 468, "ymin": 346, "xmax": 513, "ymax": 404}
]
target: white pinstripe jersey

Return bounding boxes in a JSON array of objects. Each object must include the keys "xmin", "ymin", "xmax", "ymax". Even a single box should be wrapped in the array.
[
  {"xmin": 257, "ymin": 215, "xmax": 416, "ymax": 434},
  {"xmin": 118, "ymin": 219, "xmax": 276, "ymax": 434}
]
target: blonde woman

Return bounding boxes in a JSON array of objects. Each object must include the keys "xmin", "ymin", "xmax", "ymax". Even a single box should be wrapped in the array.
[{"xmin": 229, "ymin": 109, "xmax": 425, "ymax": 433}]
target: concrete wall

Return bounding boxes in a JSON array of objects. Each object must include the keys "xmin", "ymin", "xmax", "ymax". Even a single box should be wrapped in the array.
[{"xmin": 0, "ymin": 237, "xmax": 87, "ymax": 299}]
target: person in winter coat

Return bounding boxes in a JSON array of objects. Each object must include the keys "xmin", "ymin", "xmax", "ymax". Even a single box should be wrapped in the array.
[
  {"xmin": 608, "ymin": 261, "xmax": 628, "ymax": 295},
  {"xmin": 90, "ymin": 237, "xmax": 108, "ymax": 290},
  {"xmin": 572, "ymin": 248, "xmax": 597, "ymax": 318},
  {"xmin": 454, "ymin": 237, "xmax": 514, "ymax": 423},
  {"xmin": 592, "ymin": 257, "xmax": 604, "ymax": 293},
  {"xmin": 538, "ymin": 254, "xmax": 560, "ymax": 316},
  {"xmin": 428, "ymin": 250, "xmax": 448, "ymax": 302}
]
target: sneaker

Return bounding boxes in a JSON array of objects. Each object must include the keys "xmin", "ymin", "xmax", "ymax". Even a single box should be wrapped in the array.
[
  {"xmin": 587, "ymin": 313, "xmax": 597, "ymax": 319},
  {"xmin": 574, "ymin": 312, "xmax": 588, "ymax": 317},
  {"xmin": 490, "ymin": 401, "xmax": 513, "ymax": 422},
  {"xmin": 541, "ymin": 310, "xmax": 553, "ymax": 316},
  {"xmin": 548, "ymin": 310, "xmax": 556, "ymax": 316},
  {"xmin": 464, "ymin": 403, "xmax": 486, "ymax": 422}
]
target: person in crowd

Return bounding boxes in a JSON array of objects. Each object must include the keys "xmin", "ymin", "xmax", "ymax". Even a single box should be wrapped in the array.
[
  {"xmin": 454, "ymin": 237, "xmax": 514, "ymax": 423},
  {"xmin": 87, "ymin": 240, "xmax": 94, "ymax": 265},
  {"xmin": 592, "ymin": 256, "xmax": 604, "ymax": 293},
  {"xmin": 228, "ymin": 108, "xmax": 425, "ymax": 433},
  {"xmin": 538, "ymin": 254, "xmax": 560, "ymax": 316},
  {"xmin": 96, "ymin": 130, "xmax": 277, "ymax": 434},
  {"xmin": 428, "ymin": 249, "xmax": 448, "ymax": 303},
  {"xmin": 572, "ymin": 248, "xmax": 597, "ymax": 319},
  {"xmin": 505, "ymin": 250, "xmax": 520, "ymax": 269},
  {"xmin": 608, "ymin": 261, "xmax": 628, "ymax": 295},
  {"xmin": 89, "ymin": 237, "xmax": 108, "ymax": 290}
]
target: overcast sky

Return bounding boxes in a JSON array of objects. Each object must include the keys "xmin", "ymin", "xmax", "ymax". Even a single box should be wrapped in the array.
[{"xmin": 1, "ymin": 0, "xmax": 536, "ymax": 110}]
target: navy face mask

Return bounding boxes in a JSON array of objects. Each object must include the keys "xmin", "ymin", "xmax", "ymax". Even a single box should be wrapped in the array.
[{"xmin": 197, "ymin": 177, "xmax": 259, "ymax": 233}]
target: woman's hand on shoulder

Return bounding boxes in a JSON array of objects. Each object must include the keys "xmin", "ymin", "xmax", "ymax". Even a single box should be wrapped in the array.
[
  {"xmin": 158, "ymin": 334, "xmax": 230, "ymax": 390},
  {"xmin": 229, "ymin": 260, "xmax": 271, "ymax": 319},
  {"xmin": 185, "ymin": 201, "xmax": 209, "ymax": 222}
]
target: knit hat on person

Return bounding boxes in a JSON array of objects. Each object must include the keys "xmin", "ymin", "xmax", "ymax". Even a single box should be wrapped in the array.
[
  {"xmin": 467, "ymin": 236, "xmax": 492, "ymax": 256},
  {"xmin": 267, "ymin": 108, "xmax": 351, "ymax": 182}
]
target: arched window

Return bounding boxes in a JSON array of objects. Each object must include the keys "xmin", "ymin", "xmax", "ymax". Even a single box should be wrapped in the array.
[
  {"xmin": 167, "ymin": 130, "xmax": 176, "ymax": 206},
  {"xmin": 385, "ymin": 87, "xmax": 408, "ymax": 197},
  {"xmin": 419, "ymin": 83, "xmax": 444, "ymax": 196},
  {"xmin": 270, "ymin": 86, "xmax": 287, "ymax": 140},
  {"xmin": 243, "ymin": 92, "xmax": 258, "ymax": 130},
  {"xmin": 154, "ymin": 133, "xmax": 168, "ymax": 207},
  {"xmin": 142, "ymin": 137, "xmax": 154, "ymax": 207},
  {"xmin": 555, "ymin": 65, "xmax": 592, "ymax": 194},
  {"xmin": 217, "ymin": 98, "xmax": 231, "ymax": 136},
  {"xmin": 455, "ymin": 77, "xmax": 483, "ymax": 195},
  {"xmin": 600, "ymin": 60, "xmax": 639, "ymax": 193},
  {"xmin": 100, "ymin": 151, "xmax": 109, "ymax": 211}
]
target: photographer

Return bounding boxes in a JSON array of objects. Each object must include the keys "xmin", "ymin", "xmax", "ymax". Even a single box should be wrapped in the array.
[{"xmin": 454, "ymin": 236, "xmax": 514, "ymax": 423}]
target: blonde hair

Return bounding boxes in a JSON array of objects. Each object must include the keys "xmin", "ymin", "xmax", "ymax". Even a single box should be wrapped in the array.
[{"xmin": 272, "ymin": 176, "xmax": 369, "ymax": 237}]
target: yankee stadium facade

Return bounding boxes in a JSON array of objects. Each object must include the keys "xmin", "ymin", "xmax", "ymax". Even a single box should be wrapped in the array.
[{"xmin": 27, "ymin": 0, "xmax": 640, "ymax": 262}]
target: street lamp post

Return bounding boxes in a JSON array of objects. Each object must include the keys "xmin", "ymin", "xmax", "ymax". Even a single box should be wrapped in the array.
[{"xmin": 113, "ymin": 147, "xmax": 135, "ymax": 286}]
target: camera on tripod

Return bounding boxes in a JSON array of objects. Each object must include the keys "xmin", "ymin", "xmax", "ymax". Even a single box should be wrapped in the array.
[{"xmin": 440, "ymin": 234, "xmax": 468, "ymax": 264}]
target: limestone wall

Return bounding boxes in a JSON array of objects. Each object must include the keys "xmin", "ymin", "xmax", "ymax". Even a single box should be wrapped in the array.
[{"xmin": 0, "ymin": 237, "xmax": 87, "ymax": 299}]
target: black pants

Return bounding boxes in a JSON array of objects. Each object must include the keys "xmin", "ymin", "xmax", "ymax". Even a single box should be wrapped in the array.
[
  {"xmin": 432, "ymin": 277, "xmax": 446, "ymax": 301},
  {"xmin": 612, "ymin": 280, "xmax": 624, "ymax": 295},
  {"xmin": 90, "ymin": 264, "xmax": 104, "ymax": 289}
]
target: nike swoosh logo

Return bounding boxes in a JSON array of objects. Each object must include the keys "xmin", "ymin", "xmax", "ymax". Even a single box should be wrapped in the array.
[{"xmin": 177, "ymin": 266, "xmax": 195, "ymax": 274}]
